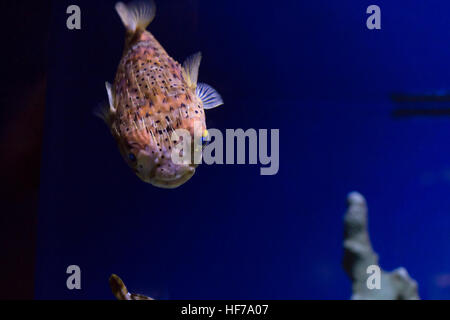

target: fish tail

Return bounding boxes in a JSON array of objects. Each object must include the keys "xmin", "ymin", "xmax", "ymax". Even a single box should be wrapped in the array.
[{"xmin": 115, "ymin": 0, "xmax": 156, "ymax": 33}]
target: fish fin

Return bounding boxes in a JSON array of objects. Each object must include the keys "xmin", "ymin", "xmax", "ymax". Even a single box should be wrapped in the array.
[
  {"xmin": 105, "ymin": 81, "xmax": 116, "ymax": 112},
  {"xmin": 115, "ymin": 0, "xmax": 156, "ymax": 32},
  {"xmin": 94, "ymin": 102, "xmax": 113, "ymax": 127},
  {"xmin": 196, "ymin": 83, "xmax": 224, "ymax": 110},
  {"xmin": 183, "ymin": 52, "xmax": 202, "ymax": 89},
  {"xmin": 95, "ymin": 82, "xmax": 116, "ymax": 126}
]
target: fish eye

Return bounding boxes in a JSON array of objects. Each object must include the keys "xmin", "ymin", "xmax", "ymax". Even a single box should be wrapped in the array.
[
  {"xmin": 201, "ymin": 136, "xmax": 209, "ymax": 147},
  {"xmin": 128, "ymin": 153, "xmax": 136, "ymax": 162},
  {"xmin": 201, "ymin": 130, "xmax": 210, "ymax": 146}
]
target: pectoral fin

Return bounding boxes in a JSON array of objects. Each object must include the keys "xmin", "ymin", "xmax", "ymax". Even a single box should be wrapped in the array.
[
  {"xmin": 196, "ymin": 83, "xmax": 224, "ymax": 110},
  {"xmin": 105, "ymin": 81, "xmax": 116, "ymax": 113},
  {"xmin": 94, "ymin": 82, "xmax": 116, "ymax": 127}
]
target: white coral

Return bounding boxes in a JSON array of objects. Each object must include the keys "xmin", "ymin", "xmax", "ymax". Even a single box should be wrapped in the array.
[{"xmin": 343, "ymin": 192, "xmax": 420, "ymax": 300}]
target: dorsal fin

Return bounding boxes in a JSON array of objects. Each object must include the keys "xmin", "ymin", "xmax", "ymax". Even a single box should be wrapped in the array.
[
  {"xmin": 183, "ymin": 52, "xmax": 202, "ymax": 89},
  {"xmin": 115, "ymin": 1, "xmax": 156, "ymax": 33}
]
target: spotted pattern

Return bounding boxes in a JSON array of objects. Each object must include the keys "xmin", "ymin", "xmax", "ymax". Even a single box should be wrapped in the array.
[{"xmin": 109, "ymin": 31, "xmax": 206, "ymax": 187}]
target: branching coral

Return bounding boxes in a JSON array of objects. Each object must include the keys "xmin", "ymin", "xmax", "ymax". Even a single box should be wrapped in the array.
[
  {"xmin": 109, "ymin": 274, "xmax": 154, "ymax": 300},
  {"xmin": 109, "ymin": 191, "xmax": 421, "ymax": 300},
  {"xmin": 343, "ymin": 191, "xmax": 420, "ymax": 300}
]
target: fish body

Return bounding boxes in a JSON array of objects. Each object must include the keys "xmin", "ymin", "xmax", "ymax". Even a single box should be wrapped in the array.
[{"xmin": 99, "ymin": 1, "xmax": 223, "ymax": 188}]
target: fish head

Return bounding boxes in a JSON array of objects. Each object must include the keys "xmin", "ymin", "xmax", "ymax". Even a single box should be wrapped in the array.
[
  {"xmin": 135, "ymin": 145, "xmax": 197, "ymax": 189},
  {"xmin": 118, "ymin": 119, "xmax": 207, "ymax": 189}
]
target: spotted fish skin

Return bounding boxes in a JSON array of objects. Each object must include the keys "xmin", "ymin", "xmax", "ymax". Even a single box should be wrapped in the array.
[
  {"xmin": 99, "ymin": 1, "xmax": 224, "ymax": 188},
  {"xmin": 113, "ymin": 31, "xmax": 204, "ymax": 187}
]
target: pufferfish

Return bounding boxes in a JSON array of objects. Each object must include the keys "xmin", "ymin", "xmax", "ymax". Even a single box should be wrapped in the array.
[{"xmin": 97, "ymin": 0, "xmax": 224, "ymax": 188}]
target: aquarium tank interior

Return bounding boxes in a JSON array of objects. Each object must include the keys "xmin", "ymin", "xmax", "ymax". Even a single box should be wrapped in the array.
[{"xmin": 2, "ymin": 0, "xmax": 450, "ymax": 301}]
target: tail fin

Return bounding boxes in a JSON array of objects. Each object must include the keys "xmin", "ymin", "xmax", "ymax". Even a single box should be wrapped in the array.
[{"xmin": 115, "ymin": 0, "xmax": 156, "ymax": 33}]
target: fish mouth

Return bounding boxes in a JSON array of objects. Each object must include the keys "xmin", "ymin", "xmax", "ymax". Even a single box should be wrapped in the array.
[{"xmin": 149, "ymin": 166, "xmax": 196, "ymax": 189}]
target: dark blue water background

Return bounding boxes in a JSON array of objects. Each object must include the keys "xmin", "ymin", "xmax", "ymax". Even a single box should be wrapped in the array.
[{"xmin": 36, "ymin": 0, "xmax": 450, "ymax": 299}]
